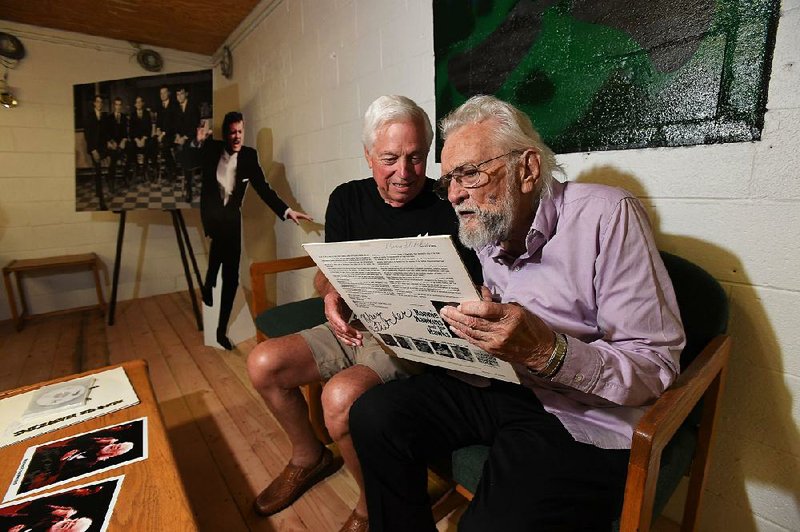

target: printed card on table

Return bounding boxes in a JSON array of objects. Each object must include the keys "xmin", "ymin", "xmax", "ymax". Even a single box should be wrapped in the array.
[
  {"xmin": 0, "ymin": 367, "xmax": 140, "ymax": 448},
  {"xmin": 4, "ymin": 418, "xmax": 148, "ymax": 502},
  {"xmin": 0, "ymin": 476, "xmax": 123, "ymax": 532}
]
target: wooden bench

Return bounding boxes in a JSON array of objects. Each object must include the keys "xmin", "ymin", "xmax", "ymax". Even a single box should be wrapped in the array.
[{"xmin": 3, "ymin": 253, "xmax": 106, "ymax": 331}]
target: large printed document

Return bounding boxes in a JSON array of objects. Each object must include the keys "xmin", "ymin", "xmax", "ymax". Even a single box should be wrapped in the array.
[{"xmin": 303, "ymin": 235, "xmax": 520, "ymax": 383}]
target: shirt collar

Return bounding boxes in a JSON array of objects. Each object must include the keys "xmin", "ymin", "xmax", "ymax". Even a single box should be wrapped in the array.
[
  {"xmin": 481, "ymin": 179, "xmax": 565, "ymax": 263},
  {"xmin": 221, "ymin": 149, "xmax": 238, "ymax": 163}
]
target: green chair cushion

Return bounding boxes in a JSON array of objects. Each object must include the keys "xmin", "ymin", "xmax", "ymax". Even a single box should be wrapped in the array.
[{"xmin": 254, "ymin": 297, "xmax": 326, "ymax": 338}]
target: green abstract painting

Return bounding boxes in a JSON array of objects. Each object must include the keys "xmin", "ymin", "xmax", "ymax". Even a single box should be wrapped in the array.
[{"xmin": 434, "ymin": 0, "xmax": 781, "ymax": 154}]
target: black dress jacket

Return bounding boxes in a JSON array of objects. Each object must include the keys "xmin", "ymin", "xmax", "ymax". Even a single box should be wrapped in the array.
[{"xmin": 195, "ymin": 140, "xmax": 289, "ymax": 239}]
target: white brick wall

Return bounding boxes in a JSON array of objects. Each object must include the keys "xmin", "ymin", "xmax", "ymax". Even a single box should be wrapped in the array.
[
  {"xmin": 223, "ymin": 0, "xmax": 800, "ymax": 529},
  {"xmin": 0, "ymin": 21, "xmax": 212, "ymax": 319}
]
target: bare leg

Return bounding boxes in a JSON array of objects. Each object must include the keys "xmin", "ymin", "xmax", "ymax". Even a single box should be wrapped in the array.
[
  {"xmin": 321, "ymin": 364, "xmax": 383, "ymax": 517},
  {"xmin": 247, "ymin": 334, "xmax": 327, "ymax": 466}
]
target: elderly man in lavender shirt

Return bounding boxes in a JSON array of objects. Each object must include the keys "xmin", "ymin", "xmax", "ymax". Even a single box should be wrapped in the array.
[{"xmin": 349, "ymin": 95, "xmax": 686, "ymax": 532}]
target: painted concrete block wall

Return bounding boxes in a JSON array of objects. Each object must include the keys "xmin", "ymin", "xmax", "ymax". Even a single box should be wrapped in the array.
[
  {"xmin": 224, "ymin": 0, "xmax": 800, "ymax": 529},
  {"xmin": 0, "ymin": 22, "xmax": 212, "ymax": 321}
]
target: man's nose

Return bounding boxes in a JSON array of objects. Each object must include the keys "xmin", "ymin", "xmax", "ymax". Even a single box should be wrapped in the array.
[
  {"xmin": 397, "ymin": 157, "xmax": 412, "ymax": 178},
  {"xmin": 448, "ymin": 179, "xmax": 469, "ymax": 205}
]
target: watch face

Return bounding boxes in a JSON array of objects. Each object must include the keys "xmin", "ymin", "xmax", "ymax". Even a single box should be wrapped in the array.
[
  {"xmin": 0, "ymin": 32, "xmax": 25, "ymax": 60},
  {"xmin": 35, "ymin": 385, "xmax": 88, "ymax": 406}
]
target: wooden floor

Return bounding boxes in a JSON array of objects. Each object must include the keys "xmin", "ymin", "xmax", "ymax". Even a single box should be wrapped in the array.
[{"xmin": 0, "ymin": 292, "xmax": 680, "ymax": 532}]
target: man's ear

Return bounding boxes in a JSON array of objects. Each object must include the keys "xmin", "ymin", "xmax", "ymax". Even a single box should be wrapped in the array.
[
  {"xmin": 364, "ymin": 147, "xmax": 373, "ymax": 170},
  {"xmin": 519, "ymin": 149, "xmax": 541, "ymax": 194}
]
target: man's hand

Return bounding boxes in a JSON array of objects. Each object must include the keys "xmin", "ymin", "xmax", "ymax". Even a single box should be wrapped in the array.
[
  {"xmin": 196, "ymin": 122, "xmax": 211, "ymax": 144},
  {"xmin": 323, "ymin": 290, "xmax": 363, "ymax": 346},
  {"xmin": 90, "ymin": 149, "xmax": 100, "ymax": 163},
  {"xmin": 286, "ymin": 208, "xmax": 313, "ymax": 225},
  {"xmin": 439, "ymin": 294, "xmax": 555, "ymax": 371}
]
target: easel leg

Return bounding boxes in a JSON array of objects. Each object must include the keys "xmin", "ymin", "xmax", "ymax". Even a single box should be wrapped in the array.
[
  {"xmin": 175, "ymin": 209, "xmax": 203, "ymax": 289},
  {"xmin": 108, "ymin": 211, "xmax": 126, "ymax": 326},
  {"xmin": 171, "ymin": 210, "xmax": 202, "ymax": 330},
  {"xmin": 3, "ymin": 269, "xmax": 22, "ymax": 331}
]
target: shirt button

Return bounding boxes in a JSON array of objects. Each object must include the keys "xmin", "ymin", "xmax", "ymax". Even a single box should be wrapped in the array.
[
  {"xmin": 574, "ymin": 374, "xmax": 584, "ymax": 383},
  {"xmin": 513, "ymin": 266, "xmax": 521, "ymax": 272}
]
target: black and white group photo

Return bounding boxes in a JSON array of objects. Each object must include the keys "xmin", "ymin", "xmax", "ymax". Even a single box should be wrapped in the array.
[{"xmin": 73, "ymin": 70, "xmax": 212, "ymax": 212}]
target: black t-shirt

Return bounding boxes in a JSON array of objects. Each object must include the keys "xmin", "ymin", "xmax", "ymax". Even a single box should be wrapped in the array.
[{"xmin": 325, "ymin": 177, "xmax": 482, "ymax": 283}]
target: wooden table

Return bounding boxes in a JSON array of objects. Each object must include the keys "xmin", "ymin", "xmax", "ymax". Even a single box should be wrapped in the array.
[
  {"xmin": 2, "ymin": 253, "xmax": 106, "ymax": 331},
  {"xmin": 0, "ymin": 360, "xmax": 197, "ymax": 530}
]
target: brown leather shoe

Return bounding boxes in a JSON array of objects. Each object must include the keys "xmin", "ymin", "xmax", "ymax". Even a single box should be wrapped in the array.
[
  {"xmin": 253, "ymin": 447, "xmax": 342, "ymax": 516},
  {"xmin": 339, "ymin": 509, "xmax": 369, "ymax": 532}
]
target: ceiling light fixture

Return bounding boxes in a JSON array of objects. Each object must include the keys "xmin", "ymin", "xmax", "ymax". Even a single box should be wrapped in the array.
[
  {"xmin": 0, "ymin": 69, "xmax": 17, "ymax": 109},
  {"xmin": 0, "ymin": 32, "xmax": 24, "ymax": 109}
]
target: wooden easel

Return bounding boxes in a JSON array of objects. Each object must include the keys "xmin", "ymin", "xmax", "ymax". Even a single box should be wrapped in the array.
[{"xmin": 107, "ymin": 210, "xmax": 203, "ymax": 329}]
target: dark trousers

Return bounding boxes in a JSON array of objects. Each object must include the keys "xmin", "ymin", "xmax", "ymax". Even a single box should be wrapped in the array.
[
  {"xmin": 89, "ymin": 156, "xmax": 106, "ymax": 210},
  {"xmin": 107, "ymin": 147, "xmax": 126, "ymax": 190},
  {"xmin": 349, "ymin": 372, "xmax": 630, "ymax": 532},
  {"xmin": 204, "ymin": 232, "xmax": 241, "ymax": 336}
]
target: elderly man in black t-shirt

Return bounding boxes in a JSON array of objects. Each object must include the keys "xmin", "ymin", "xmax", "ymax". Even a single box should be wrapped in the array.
[{"xmin": 246, "ymin": 95, "xmax": 481, "ymax": 532}]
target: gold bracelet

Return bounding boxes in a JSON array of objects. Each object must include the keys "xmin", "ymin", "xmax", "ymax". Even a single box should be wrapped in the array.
[{"xmin": 529, "ymin": 333, "xmax": 567, "ymax": 379}]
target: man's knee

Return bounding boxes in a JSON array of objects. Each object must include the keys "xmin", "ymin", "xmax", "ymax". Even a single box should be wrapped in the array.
[
  {"xmin": 246, "ymin": 336, "xmax": 313, "ymax": 390},
  {"xmin": 320, "ymin": 366, "xmax": 381, "ymax": 439}
]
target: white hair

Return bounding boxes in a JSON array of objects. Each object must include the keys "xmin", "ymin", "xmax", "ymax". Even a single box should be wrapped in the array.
[
  {"xmin": 439, "ymin": 95, "xmax": 561, "ymax": 198},
  {"xmin": 362, "ymin": 95, "xmax": 434, "ymax": 153}
]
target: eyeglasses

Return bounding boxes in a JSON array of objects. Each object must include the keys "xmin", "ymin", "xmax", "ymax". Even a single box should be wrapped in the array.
[{"xmin": 435, "ymin": 150, "xmax": 523, "ymax": 200}]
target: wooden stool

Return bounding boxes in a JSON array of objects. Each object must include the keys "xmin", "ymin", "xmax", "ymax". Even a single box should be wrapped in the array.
[{"xmin": 2, "ymin": 253, "xmax": 106, "ymax": 331}]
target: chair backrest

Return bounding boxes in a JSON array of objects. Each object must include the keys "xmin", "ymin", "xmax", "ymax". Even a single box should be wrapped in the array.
[{"xmin": 659, "ymin": 252, "xmax": 729, "ymax": 371}]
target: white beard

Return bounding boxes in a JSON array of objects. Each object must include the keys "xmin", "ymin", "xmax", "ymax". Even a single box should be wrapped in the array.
[{"xmin": 457, "ymin": 180, "xmax": 518, "ymax": 250}]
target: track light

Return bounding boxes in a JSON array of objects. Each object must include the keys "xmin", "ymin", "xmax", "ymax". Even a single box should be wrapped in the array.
[{"xmin": 0, "ymin": 90, "xmax": 17, "ymax": 109}]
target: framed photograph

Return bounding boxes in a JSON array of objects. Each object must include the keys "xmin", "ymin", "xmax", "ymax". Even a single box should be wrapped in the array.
[{"xmin": 73, "ymin": 69, "xmax": 212, "ymax": 211}]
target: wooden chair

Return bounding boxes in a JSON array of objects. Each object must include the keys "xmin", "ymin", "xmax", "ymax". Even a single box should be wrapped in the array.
[
  {"xmin": 250, "ymin": 252, "xmax": 730, "ymax": 530},
  {"xmin": 448, "ymin": 252, "xmax": 731, "ymax": 531}
]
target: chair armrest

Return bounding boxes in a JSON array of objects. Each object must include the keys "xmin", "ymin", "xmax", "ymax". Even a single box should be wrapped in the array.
[
  {"xmin": 620, "ymin": 334, "xmax": 732, "ymax": 531},
  {"xmin": 632, "ymin": 335, "xmax": 731, "ymax": 455},
  {"xmin": 250, "ymin": 255, "xmax": 316, "ymax": 317}
]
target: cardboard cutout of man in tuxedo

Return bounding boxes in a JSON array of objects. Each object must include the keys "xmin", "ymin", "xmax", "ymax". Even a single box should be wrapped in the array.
[{"xmin": 193, "ymin": 112, "xmax": 312, "ymax": 349}]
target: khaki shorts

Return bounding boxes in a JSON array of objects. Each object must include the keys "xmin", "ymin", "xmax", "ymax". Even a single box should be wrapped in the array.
[{"xmin": 299, "ymin": 321, "xmax": 423, "ymax": 382}]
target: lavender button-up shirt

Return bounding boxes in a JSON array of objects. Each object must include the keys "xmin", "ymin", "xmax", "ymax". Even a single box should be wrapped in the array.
[{"xmin": 479, "ymin": 180, "xmax": 685, "ymax": 449}]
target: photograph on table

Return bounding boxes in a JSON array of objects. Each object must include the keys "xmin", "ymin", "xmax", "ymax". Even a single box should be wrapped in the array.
[
  {"xmin": 73, "ymin": 69, "xmax": 212, "ymax": 212},
  {"xmin": 0, "ymin": 476, "xmax": 123, "ymax": 532},
  {"xmin": 4, "ymin": 418, "xmax": 147, "ymax": 502}
]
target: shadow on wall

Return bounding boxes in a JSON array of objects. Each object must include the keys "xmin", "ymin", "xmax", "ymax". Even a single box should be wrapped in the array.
[
  {"xmin": 574, "ymin": 166, "xmax": 799, "ymax": 530},
  {"xmin": 239, "ymin": 128, "xmax": 322, "ymax": 317}
]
